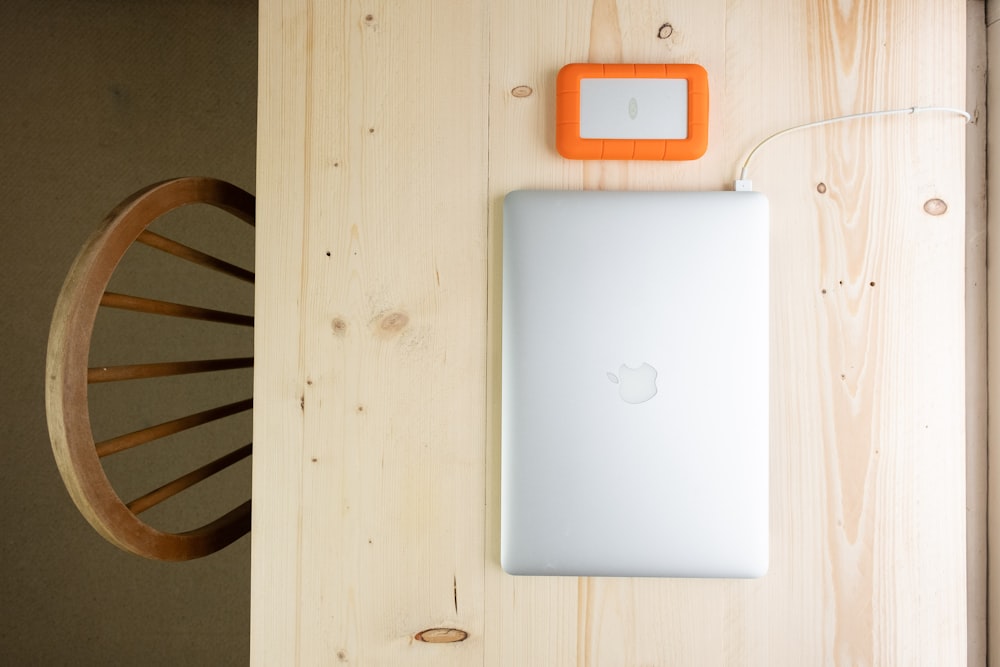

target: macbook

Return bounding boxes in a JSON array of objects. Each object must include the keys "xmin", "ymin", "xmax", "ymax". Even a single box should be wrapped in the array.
[{"xmin": 501, "ymin": 189, "xmax": 769, "ymax": 577}]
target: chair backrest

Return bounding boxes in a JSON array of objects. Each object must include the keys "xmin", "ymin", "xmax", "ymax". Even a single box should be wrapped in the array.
[{"xmin": 46, "ymin": 177, "xmax": 255, "ymax": 561}]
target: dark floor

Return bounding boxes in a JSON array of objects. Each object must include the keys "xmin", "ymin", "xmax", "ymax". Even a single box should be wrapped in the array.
[{"xmin": 0, "ymin": 1, "xmax": 256, "ymax": 664}]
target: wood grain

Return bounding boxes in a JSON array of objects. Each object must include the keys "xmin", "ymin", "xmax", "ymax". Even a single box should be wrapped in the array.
[
  {"xmin": 252, "ymin": 1, "xmax": 488, "ymax": 664},
  {"xmin": 254, "ymin": 0, "xmax": 969, "ymax": 664}
]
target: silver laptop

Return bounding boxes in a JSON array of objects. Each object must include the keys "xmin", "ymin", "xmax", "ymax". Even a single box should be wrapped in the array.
[{"xmin": 501, "ymin": 190, "xmax": 769, "ymax": 578}]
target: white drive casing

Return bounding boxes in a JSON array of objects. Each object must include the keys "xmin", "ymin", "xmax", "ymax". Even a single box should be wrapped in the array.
[{"xmin": 579, "ymin": 78, "xmax": 689, "ymax": 140}]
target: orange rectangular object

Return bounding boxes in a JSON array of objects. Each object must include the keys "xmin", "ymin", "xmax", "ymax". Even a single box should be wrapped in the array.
[{"xmin": 556, "ymin": 63, "xmax": 709, "ymax": 161}]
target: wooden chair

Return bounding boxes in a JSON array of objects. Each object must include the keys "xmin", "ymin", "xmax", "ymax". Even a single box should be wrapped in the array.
[{"xmin": 46, "ymin": 177, "xmax": 255, "ymax": 561}]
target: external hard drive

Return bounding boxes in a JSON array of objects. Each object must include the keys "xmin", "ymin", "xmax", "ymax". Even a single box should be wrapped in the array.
[{"xmin": 555, "ymin": 63, "xmax": 708, "ymax": 160}]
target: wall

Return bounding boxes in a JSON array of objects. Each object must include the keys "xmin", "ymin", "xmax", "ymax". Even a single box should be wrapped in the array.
[
  {"xmin": 988, "ymin": 1, "xmax": 1000, "ymax": 663},
  {"xmin": 967, "ymin": 4, "xmax": 988, "ymax": 667},
  {"xmin": 0, "ymin": 1, "xmax": 255, "ymax": 664}
]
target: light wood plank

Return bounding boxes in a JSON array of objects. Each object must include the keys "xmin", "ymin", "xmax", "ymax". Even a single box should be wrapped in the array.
[
  {"xmin": 730, "ymin": 1, "xmax": 967, "ymax": 663},
  {"xmin": 252, "ymin": 1, "xmax": 309, "ymax": 662},
  {"xmin": 253, "ymin": 0, "xmax": 488, "ymax": 664}
]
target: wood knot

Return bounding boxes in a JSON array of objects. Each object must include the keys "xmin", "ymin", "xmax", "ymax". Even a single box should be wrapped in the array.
[
  {"xmin": 923, "ymin": 198, "xmax": 947, "ymax": 216},
  {"xmin": 379, "ymin": 311, "xmax": 409, "ymax": 333},
  {"xmin": 816, "ymin": 182, "xmax": 827, "ymax": 194},
  {"xmin": 332, "ymin": 318, "xmax": 347, "ymax": 336},
  {"xmin": 511, "ymin": 85, "xmax": 533, "ymax": 98},
  {"xmin": 657, "ymin": 22, "xmax": 673, "ymax": 39},
  {"xmin": 414, "ymin": 628, "xmax": 468, "ymax": 644}
]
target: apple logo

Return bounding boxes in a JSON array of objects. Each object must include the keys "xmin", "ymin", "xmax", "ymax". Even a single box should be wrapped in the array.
[{"xmin": 606, "ymin": 363, "xmax": 658, "ymax": 404}]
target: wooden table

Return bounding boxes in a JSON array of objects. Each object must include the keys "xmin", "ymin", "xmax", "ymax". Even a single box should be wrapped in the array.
[{"xmin": 252, "ymin": 1, "xmax": 973, "ymax": 664}]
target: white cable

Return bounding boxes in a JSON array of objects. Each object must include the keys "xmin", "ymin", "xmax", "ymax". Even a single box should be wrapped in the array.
[{"xmin": 734, "ymin": 106, "xmax": 971, "ymax": 190}]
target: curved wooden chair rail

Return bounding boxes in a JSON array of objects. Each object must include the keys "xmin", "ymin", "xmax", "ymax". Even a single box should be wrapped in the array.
[{"xmin": 46, "ymin": 177, "xmax": 255, "ymax": 561}]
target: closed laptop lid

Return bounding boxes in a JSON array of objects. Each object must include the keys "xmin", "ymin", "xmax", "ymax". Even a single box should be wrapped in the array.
[{"xmin": 501, "ymin": 189, "xmax": 769, "ymax": 578}]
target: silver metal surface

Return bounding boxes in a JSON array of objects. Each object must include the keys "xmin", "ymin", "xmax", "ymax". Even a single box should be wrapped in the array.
[{"xmin": 501, "ymin": 190, "xmax": 769, "ymax": 578}]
